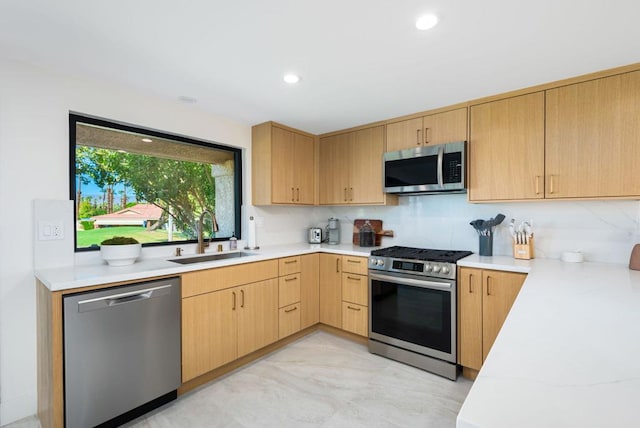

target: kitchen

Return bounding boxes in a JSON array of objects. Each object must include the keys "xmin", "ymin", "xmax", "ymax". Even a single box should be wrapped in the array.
[{"xmin": 2, "ymin": 1, "xmax": 640, "ymax": 427}]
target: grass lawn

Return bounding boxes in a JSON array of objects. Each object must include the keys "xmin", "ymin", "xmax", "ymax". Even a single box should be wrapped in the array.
[{"xmin": 77, "ymin": 226, "xmax": 188, "ymax": 248}]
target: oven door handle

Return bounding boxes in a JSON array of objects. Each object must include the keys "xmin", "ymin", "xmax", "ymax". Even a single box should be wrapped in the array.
[{"xmin": 369, "ymin": 272, "xmax": 452, "ymax": 291}]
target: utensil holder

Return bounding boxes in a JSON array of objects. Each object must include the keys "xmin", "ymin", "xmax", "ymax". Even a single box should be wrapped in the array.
[
  {"xmin": 513, "ymin": 236, "xmax": 535, "ymax": 260},
  {"xmin": 479, "ymin": 234, "xmax": 493, "ymax": 256}
]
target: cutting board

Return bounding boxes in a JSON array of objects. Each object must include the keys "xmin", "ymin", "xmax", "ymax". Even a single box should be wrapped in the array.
[{"xmin": 352, "ymin": 219, "xmax": 394, "ymax": 246}]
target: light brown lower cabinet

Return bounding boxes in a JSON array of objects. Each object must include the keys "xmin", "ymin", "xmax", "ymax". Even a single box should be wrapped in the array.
[
  {"xmin": 300, "ymin": 253, "xmax": 320, "ymax": 329},
  {"xmin": 342, "ymin": 302, "xmax": 368, "ymax": 336},
  {"xmin": 458, "ymin": 267, "xmax": 526, "ymax": 376},
  {"xmin": 279, "ymin": 303, "xmax": 301, "ymax": 338},
  {"xmin": 182, "ymin": 278, "xmax": 278, "ymax": 382},
  {"xmin": 319, "ymin": 253, "xmax": 342, "ymax": 328}
]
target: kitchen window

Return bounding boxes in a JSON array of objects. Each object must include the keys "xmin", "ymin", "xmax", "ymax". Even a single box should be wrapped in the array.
[{"xmin": 69, "ymin": 113, "xmax": 242, "ymax": 251}]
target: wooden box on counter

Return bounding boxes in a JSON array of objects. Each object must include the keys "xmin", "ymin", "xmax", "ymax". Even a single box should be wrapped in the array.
[{"xmin": 513, "ymin": 236, "xmax": 534, "ymax": 260}]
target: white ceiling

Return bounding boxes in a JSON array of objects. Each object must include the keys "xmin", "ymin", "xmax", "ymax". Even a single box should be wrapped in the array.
[{"xmin": 1, "ymin": 0, "xmax": 639, "ymax": 134}]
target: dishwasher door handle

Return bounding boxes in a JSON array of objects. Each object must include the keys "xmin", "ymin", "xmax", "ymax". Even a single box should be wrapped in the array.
[{"xmin": 77, "ymin": 284, "xmax": 173, "ymax": 312}]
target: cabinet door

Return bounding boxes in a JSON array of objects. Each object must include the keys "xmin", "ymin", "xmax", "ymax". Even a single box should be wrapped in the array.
[
  {"xmin": 422, "ymin": 108, "xmax": 468, "ymax": 146},
  {"xmin": 458, "ymin": 267, "xmax": 483, "ymax": 370},
  {"xmin": 350, "ymin": 126, "xmax": 385, "ymax": 204},
  {"xmin": 482, "ymin": 271, "xmax": 526, "ymax": 361},
  {"xmin": 386, "ymin": 117, "xmax": 423, "ymax": 152},
  {"xmin": 319, "ymin": 253, "xmax": 342, "ymax": 328},
  {"xmin": 182, "ymin": 288, "xmax": 237, "ymax": 381},
  {"xmin": 342, "ymin": 302, "xmax": 368, "ymax": 337},
  {"xmin": 237, "ymin": 279, "xmax": 278, "ymax": 358},
  {"xmin": 546, "ymin": 71, "xmax": 640, "ymax": 198},
  {"xmin": 469, "ymin": 92, "xmax": 545, "ymax": 201},
  {"xmin": 319, "ymin": 134, "xmax": 350, "ymax": 204},
  {"xmin": 270, "ymin": 126, "xmax": 297, "ymax": 204},
  {"xmin": 293, "ymin": 132, "xmax": 316, "ymax": 204},
  {"xmin": 300, "ymin": 253, "xmax": 320, "ymax": 329}
]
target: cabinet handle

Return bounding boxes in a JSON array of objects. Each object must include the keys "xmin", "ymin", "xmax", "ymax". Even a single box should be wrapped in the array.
[
  {"xmin": 416, "ymin": 129, "xmax": 421, "ymax": 146},
  {"xmin": 291, "ymin": 187, "xmax": 295, "ymax": 202},
  {"xmin": 347, "ymin": 259, "xmax": 361, "ymax": 264},
  {"xmin": 344, "ymin": 187, "xmax": 348, "ymax": 201},
  {"xmin": 468, "ymin": 274, "xmax": 473, "ymax": 293},
  {"xmin": 232, "ymin": 291, "xmax": 236, "ymax": 310},
  {"xmin": 336, "ymin": 257, "xmax": 341, "ymax": 272},
  {"xmin": 240, "ymin": 289, "xmax": 245, "ymax": 308},
  {"xmin": 284, "ymin": 276, "xmax": 298, "ymax": 282},
  {"xmin": 350, "ymin": 187, "xmax": 353, "ymax": 201},
  {"xmin": 347, "ymin": 275, "xmax": 361, "ymax": 281},
  {"xmin": 486, "ymin": 276, "xmax": 491, "ymax": 296},
  {"xmin": 347, "ymin": 305, "xmax": 361, "ymax": 311},
  {"xmin": 285, "ymin": 306, "xmax": 298, "ymax": 313},
  {"xmin": 549, "ymin": 175, "xmax": 556, "ymax": 194},
  {"xmin": 535, "ymin": 176, "xmax": 541, "ymax": 195},
  {"xmin": 284, "ymin": 260, "xmax": 297, "ymax": 264},
  {"xmin": 424, "ymin": 127, "xmax": 430, "ymax": 145},
  {"xmin": 296, "ymin": 188, "xmax": 300, "ymax": 202}
]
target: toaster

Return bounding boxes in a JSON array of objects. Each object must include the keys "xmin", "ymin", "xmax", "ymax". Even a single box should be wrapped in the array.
[{"xmin": 308, "ymin": 227, "xmax": 322, "ymax": 244}]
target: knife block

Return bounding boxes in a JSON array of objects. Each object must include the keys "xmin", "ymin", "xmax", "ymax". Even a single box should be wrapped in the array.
[{"xmin": 513, "ymin": 236, "xmax": 535, "ymax": 260}]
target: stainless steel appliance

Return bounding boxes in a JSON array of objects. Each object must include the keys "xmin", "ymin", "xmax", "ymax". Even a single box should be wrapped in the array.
[
  {"xmin": 368, "ymin": 246, "xmax": 472, "ymax": 380},
  {"xmin": 308, "ymin": 227, "xmax": 322, "ymax": 244},
  {"xmin": 383, "ymin": 141, "xmax": 466, "ymax": 195},
  {"xmin": 327, "ymin": 217, "xmax": 340, "ymax": 245},
  {"xmin": 63, "ymin": 277, "xmax": 181, "ymax": 428}
]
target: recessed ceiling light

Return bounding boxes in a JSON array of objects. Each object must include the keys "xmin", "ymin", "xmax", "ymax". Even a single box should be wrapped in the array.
[
  {"xmin": 283, "ymin": 74, "xmax": 301, "ymax": 84},
  {"xmin": 178, "ymin": 95, "xmax": 197, "ymax": 104},
  {"xmin": 141, "ymin": 138, "xmax": 153, "ymax": 143},
  {"xmin": 416, "ymin": 14, "xmax": 438, "ymax": 30}
]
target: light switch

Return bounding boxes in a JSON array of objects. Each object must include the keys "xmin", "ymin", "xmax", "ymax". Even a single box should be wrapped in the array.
[{"xmin": 39, "ymin": 221, "xmax": 64, "ymax": 241}]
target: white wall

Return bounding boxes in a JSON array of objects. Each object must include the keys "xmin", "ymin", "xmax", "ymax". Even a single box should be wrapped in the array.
[
  {"xmin": 2, "ymin": 57, "xmax": 640, "ymax": 425},
  {"xmin": 0, "ymin": 59, "xmax": 251, "ymax": 425}
]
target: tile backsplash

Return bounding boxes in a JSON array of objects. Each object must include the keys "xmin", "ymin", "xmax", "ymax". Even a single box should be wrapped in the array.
[{"xmin": 254, "ymin": 195, "xmax": 640, "ymax": 264}]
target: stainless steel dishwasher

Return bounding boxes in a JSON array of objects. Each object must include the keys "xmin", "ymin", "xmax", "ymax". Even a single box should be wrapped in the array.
[{"xmin": 63, "ymin": 277, "xmax": 181, "ymax": 428}]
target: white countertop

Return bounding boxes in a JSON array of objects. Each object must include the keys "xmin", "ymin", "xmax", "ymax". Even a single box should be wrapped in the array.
[
  {"xmin": 35, "ymin": 243, "xmax": 377, "ymax": 291},
  {"xmin": 456, "ymin": 256, "xmax": 640, "ymax": 428}
]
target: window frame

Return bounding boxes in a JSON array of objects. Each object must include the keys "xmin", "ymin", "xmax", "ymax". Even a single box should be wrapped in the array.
[{"xmin": 69, "ymin": 112, "xmax": 243, "ymax": 252}]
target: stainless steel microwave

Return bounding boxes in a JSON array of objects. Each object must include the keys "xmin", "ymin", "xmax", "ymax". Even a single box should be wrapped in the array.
[{"xmin": 383, "ymin": 141, "xmax": 466, "ymax": 195}]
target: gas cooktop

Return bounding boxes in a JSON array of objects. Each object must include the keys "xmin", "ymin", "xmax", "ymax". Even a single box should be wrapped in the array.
[{"xmin": 370, "ymin": 246, "xmax": 473, "ymax": 263}]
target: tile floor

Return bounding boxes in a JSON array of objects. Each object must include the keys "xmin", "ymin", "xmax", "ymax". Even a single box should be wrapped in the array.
[{"xmin": 5, "ymin": 331, "xmax": 472, "ymax": 428}]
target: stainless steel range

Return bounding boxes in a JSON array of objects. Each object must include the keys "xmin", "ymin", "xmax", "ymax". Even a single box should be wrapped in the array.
[{"xmin": 368, "ymin": 246, "xmax": 472, "ymax": 380}]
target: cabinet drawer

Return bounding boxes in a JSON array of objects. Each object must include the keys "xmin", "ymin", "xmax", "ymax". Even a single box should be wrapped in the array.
[
  {"xmin": 342, "ymin": 256, "xmax": 368, "ymax": 275},
  {"xmin": 279, "ymin": 256, "xmax": 301, "ymax": 276},
  {"xmin": 342, "ymin": 302, "xmax": 368, "ymax": 337},
  {"xmin": 279, "ymin": 303, "xmax": 301, "ymax": 339},
  {"xmin": 278, "ymin": 274, "xmax": 301, "ymax": 308},
  {"xmin": 341, "ymin": 273, "xmax": 368, "ymax": 306},
  {"xmin": 181, "ymin": 260, "xmax": 278, "ymax": 298}
]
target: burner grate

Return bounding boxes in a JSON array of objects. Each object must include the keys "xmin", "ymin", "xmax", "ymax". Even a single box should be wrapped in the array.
[{"xmin": 371, "ymin": 246, "xmax": 472, "ymax": 263}]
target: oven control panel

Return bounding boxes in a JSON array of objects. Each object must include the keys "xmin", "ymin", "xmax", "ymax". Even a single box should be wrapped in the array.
[{"xmin": 369, "ymin": 257, "xmax": 456, "ymax": 279}]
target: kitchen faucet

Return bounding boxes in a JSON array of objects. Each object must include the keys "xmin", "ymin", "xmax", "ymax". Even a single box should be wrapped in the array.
[{"xmin": 197, "ymin": 210, "xmax": 219, "ymax": 254}]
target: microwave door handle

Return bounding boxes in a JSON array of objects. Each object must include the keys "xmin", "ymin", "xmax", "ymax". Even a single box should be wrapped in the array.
[{"xmin": 437, "ymin": 145, "xmax": 444, "ymax": 188}]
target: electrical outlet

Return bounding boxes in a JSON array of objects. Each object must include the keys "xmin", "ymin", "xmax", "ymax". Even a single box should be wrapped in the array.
[{"xmin": 39, "ymin": 221, "xmax": 64, "ymax": 241}]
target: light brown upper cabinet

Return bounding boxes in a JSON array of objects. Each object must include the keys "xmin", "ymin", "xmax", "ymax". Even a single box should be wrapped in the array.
[
  {"xmin": 545, "ymin": 71, "xmax": 640, "ymax": 198},
  {"xmin": 468, "ymin": 92, "xmax": 545, "ymax": 202},
  {"xmin": 319, "ymin": 125, "xmax": 397, "ymax": 205},
  {"xmin": 386, "ymin": 108, "xmax": 468, "ymax": 152},
  {"xmin": 252, "ymin": 122, "xmax": 315, "ymax": 205}
]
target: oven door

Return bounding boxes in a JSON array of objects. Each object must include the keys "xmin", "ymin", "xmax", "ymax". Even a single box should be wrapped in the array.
[{"xmin": 369, "ymin": 271, "xmax": 456, "ymax": 363}]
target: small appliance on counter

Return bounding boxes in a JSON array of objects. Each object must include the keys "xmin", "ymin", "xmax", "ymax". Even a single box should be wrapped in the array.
[
  {"xmin": 327, "ymin": 217, "xmax": 340, "ymax": 245},
  {"xmin": 308, "ymin": 227, "xmax": 322, "ymax": 244}
]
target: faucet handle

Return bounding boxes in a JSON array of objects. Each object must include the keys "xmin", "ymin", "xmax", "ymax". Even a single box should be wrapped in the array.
[{"xmin": 175, "ymin": 247, "xmax": 183, "ymax": 256}]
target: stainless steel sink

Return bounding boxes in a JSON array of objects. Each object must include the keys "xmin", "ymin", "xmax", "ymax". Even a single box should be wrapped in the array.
[{"xmin": 168, "ymin": 252, "xmax": 254, "ymax": 264}]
